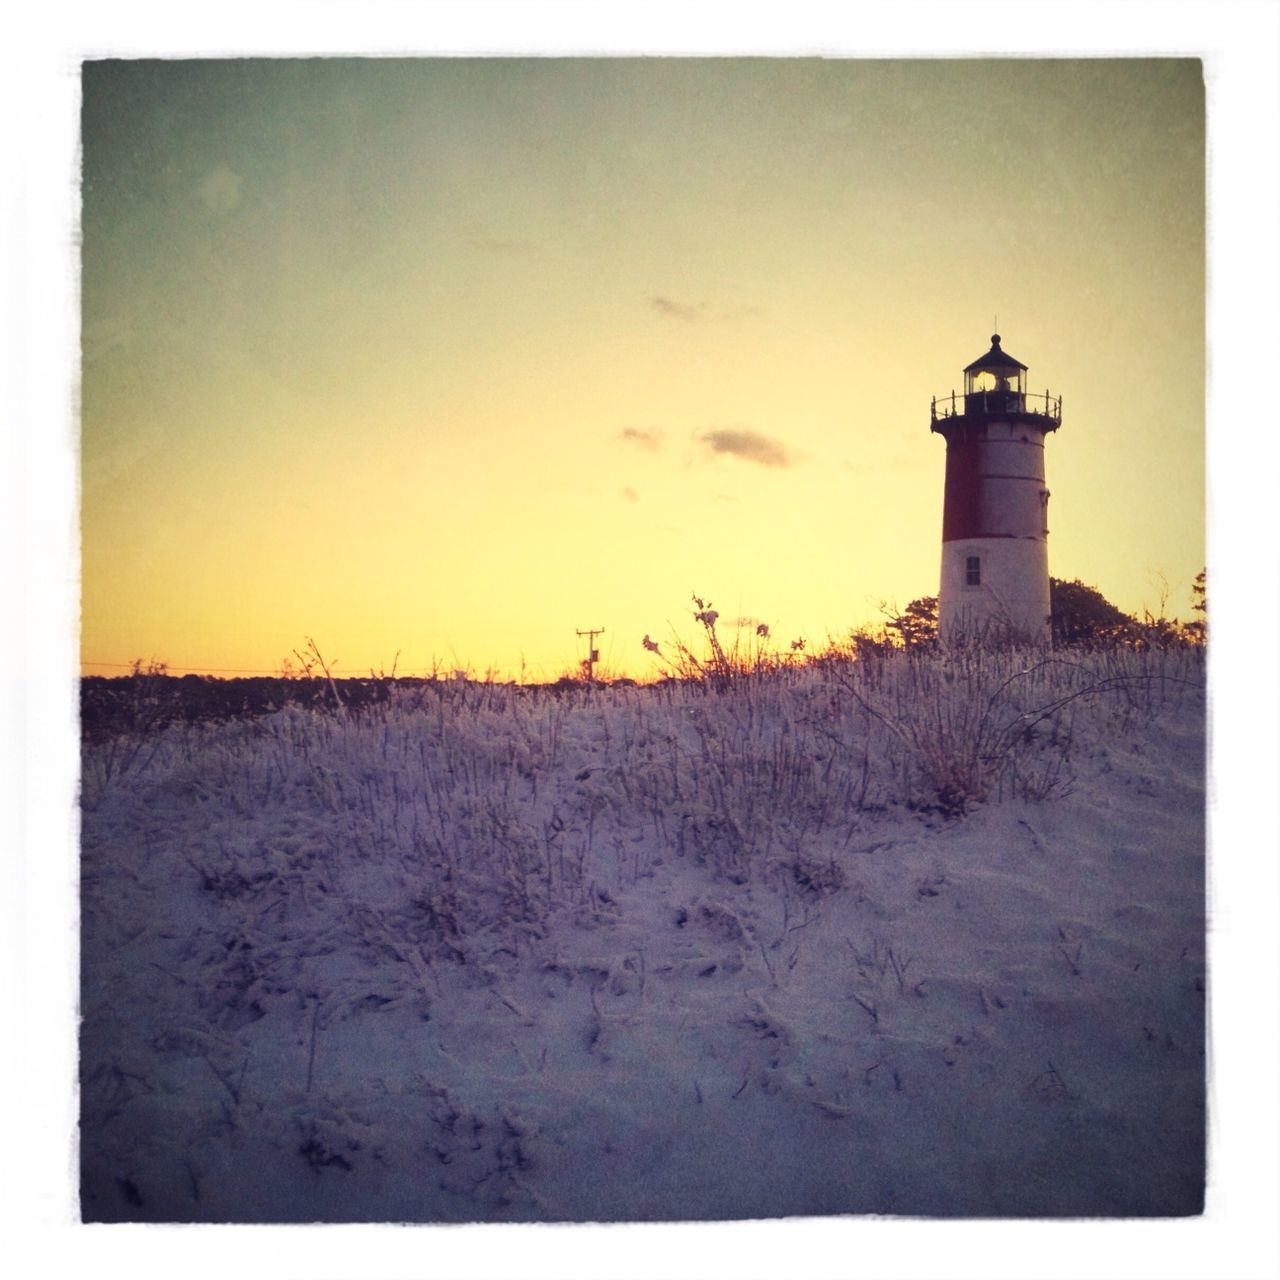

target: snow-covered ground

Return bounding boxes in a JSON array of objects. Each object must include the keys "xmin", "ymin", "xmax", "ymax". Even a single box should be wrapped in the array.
[{"xmin": 79, "ymin": 647, "xmax": 1205, "ymax": 1223}]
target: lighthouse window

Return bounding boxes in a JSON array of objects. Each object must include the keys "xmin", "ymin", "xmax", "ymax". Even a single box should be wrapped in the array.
[{"xmin": 965, "ymin": 556, "xmax": 981, "ymax": 587}]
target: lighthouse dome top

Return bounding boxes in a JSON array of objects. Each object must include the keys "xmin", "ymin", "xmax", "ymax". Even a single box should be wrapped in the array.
[
  {"xmin": 963, "ymin": 333, "xmax": 1028, "ymax": 375},
  {"xmin": 930, "ymin": 333, "xmax": 1061, "ymax": 433}
]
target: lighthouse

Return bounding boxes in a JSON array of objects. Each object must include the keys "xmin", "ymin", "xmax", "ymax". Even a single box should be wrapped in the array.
[{"xmin": 930, "ymin": 334, "xmax": 1062, "ymax": 644}]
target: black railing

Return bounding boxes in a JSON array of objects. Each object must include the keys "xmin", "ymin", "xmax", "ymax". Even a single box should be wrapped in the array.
[{"xmin": 930, "ymin": 389, "xmax": 1062, "ymax": 425}]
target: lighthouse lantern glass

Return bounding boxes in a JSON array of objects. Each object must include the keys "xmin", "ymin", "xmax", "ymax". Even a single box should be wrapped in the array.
[{"xmin": 966, "ymin": 366, "xmax": 1026, "ymax": 395}]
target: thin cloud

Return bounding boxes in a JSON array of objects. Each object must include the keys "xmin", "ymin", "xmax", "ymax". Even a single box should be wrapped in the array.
[
  {"xmin": 619, "ymin": 427, "xmax": 663, "ymax": 452},
  {"xmin": 648, "ymin": 295, "xmax": 707, "ymax": 321},
  {"xmin": 701, "ymin": 428, "xmax": 792, "ymax": 469},
  {"xmin": 648, "ymin": 294, "xmax": 759, "ymax": 322}
]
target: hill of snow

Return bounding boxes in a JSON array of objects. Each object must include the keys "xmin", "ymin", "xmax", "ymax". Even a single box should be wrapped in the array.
[{"xmin": 79, "ymin": 646, "xmax": 1205, "ymax": 1222}]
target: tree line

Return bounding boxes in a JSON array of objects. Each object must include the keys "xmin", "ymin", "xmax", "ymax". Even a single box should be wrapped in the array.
[{"xmin": 876, "ymin": 570, "xmax": 1207, "ymax": 652}]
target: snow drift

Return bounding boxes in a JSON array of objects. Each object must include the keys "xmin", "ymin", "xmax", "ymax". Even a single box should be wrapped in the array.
[{"xmin": 79, "ymin": 646, "xmax": 1206, "ymax": 1221}]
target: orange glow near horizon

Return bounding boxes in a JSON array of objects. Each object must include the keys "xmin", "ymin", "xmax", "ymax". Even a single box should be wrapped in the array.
[{"xmin": 80, "ymin": 58, "xmax": 1205, "ymax": 681}]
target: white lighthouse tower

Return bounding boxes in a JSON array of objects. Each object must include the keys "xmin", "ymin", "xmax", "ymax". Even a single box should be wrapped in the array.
[{"xmin": 930, "ymin": 334, "xmax": 1062, "ymax": 644}]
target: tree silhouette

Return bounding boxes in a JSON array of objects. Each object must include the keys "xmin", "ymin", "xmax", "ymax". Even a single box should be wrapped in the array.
[
  {"xmin": 1049, "ymin": 578, "xmax": 1134, "ymax": 645},
  {"xmin": 1184, "ymin": 568, "xmax": 1207, "ymax": 642},
  {"xmin": 888, "ymin": 596, "xmax": 939, "ymax": 649}
]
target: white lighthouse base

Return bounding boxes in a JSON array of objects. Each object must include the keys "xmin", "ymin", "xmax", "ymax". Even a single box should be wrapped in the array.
[{"xmin": 939, "ymin": 538, "xmax": 1051, "ymax": 645}]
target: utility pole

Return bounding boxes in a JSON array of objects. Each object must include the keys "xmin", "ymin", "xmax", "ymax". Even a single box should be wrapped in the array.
[{"xmin": 576, "ymin": 627, "xmax": 605, "ymax": 684}]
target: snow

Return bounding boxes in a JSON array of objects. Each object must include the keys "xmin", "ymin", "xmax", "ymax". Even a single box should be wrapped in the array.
[{"xmin": 79, "ymin": 648, "xmax": 1206, "ymax": 1226}]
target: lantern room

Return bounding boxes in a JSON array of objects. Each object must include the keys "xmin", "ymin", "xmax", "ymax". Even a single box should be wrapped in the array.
[{"xmin": 963, "ymin": 333, "xmax": 1026, "ymax": 415}]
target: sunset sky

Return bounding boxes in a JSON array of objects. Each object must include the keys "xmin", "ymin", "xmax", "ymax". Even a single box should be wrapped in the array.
[
  {"xmin": 9, "ymin": 6, "xmax": 1280, "ymax": 1275},
  {"xmin": 80, "ymin": 57, "xmax": 1205, "ymax": 680}
]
